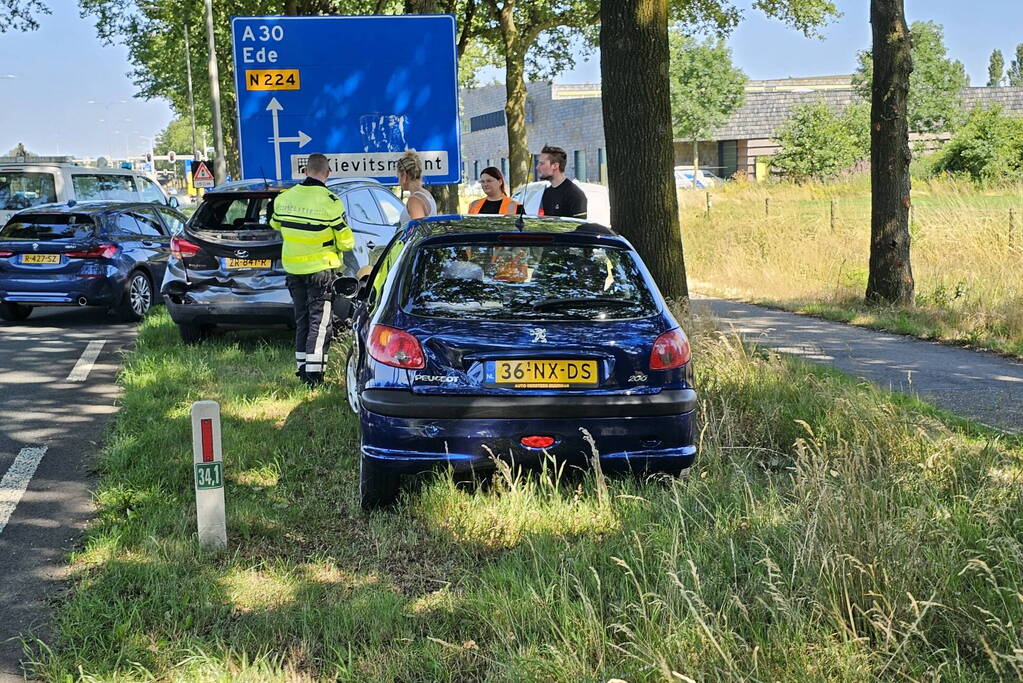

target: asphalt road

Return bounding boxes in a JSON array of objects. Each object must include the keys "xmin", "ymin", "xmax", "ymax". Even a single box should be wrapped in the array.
[
  {"xmin": 696, "ymin": 296, "xmax": 1023, "ymax": 434},
  {"xmin": 0, "ymin": 307, "xmax": 135, "ymax": 682}
]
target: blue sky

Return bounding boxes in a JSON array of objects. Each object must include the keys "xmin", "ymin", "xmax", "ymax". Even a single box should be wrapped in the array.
[{"xmin": 2, "ymin": 0, "xmax": 1022, "ymax": 158}]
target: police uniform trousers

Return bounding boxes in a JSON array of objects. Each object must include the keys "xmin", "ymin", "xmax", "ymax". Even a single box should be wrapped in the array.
[{"xmin": 286, "ymin": 268, "xmax": 337, "ymax": 376}]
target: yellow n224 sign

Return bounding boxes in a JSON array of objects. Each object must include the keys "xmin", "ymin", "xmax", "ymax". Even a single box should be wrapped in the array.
[{"xmin": 245, "ymin": 69, "xmax": 300, "ymax": 91}]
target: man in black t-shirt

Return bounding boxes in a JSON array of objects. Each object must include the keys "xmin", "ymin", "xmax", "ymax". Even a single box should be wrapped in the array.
[{"xmin": 536, "ymin": 145, "xmax": 587, "ymax": 218}]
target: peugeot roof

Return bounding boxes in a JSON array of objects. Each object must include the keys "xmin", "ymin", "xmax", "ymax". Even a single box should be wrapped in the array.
[{"xmin": 400, "ymin": 215, "xmax": 619, "ymax": 244}]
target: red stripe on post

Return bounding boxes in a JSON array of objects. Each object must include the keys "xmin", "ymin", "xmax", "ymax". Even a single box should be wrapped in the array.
[{"xmin": 200, "ymin": 418, "xmax": 214, "ymax": 462}]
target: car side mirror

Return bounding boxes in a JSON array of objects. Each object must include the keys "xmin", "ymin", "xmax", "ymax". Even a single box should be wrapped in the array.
[
  {"xmin": 333, "ymin": 276, "xmax": 360, "ymax": 298},
  {"xmin": 167, "ymin": 196, "xmax": 180, "ymax": 208}
]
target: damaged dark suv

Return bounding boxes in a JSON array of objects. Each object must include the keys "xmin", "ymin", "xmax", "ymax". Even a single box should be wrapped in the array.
[{"xmin": 161, "ymin": 178, "xmax": 403, "ymax": 343}]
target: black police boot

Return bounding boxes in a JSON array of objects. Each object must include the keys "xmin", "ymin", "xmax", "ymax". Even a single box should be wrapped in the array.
[{"xmin": 304, "ymin": 372, "xmax": 324, "ymax": 388}]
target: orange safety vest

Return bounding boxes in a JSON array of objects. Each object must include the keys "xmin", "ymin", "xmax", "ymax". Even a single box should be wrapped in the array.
[{"xmin": 468, "ymin": 196, "xmax": 521, "ymax": 215}]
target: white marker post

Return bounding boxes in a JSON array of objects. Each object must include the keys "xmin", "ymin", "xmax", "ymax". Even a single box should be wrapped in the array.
[{"xmin": 191, "ymin": 400, "xmax": 226, "ymax": 550}]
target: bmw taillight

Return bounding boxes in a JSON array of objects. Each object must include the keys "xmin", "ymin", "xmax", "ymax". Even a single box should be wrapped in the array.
[
  {"xmin": 368, "ymin": 325, "xmax": 426, "ymax": 369},
  {"xmin": 171, "ymin": 236, "xmax": 201, "ymax": 259},
  {"xmin": 66, "ymin": 244, "xmax": 119, "ymax": 259},
  {"xmin": 649, "ymin": 328, "xmax": 691, "ymax": 370}
]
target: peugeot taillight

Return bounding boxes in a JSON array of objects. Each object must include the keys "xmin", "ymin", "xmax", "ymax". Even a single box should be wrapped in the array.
[
  {"xmin": 649, "ymin": 328, "xmax": 691, "ymax": 370},
  {"xmin": 66, "ymin": 244, "xmax": 119, "ymax": 259},
  {"xmin": 171, "ymin": 236, "xmax": 201, "ymax": 258},
  {"xmin": 0, "ymin": 251, "xmax": 12, "ymax": 257},
  {"xmin": 368, "ymin": 325, "xmax": 426, "ymax": 369}
]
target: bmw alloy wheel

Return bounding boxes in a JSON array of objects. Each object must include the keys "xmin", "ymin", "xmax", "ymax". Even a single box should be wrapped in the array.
[{"xmin": 129, "ymin": 273, "xmax": 152, "ymax": 317}]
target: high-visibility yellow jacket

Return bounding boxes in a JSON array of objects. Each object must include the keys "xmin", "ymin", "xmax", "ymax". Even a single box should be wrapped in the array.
[{"xmin": 270, "ymin": 179, "xmax": 354, "ymax": 275}]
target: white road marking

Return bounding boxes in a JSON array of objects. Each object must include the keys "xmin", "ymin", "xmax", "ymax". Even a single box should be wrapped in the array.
[
  {"xmin": 66, "ymin": 340, "xmax": 106, "ymax": 382},
  {"xmin": 0, "ymin": 446, "xmax": 48, "ymax": 535}
]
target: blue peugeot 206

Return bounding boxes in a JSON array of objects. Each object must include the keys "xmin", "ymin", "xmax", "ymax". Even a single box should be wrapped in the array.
[{"xmin": 342, "ymin": 215, "xmax": 697, "ymax": 508}]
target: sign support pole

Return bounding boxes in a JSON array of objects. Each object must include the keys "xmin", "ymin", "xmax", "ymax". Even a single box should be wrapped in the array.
[{"xmin": 191, "ymin": 400, "xmax": 227, "ymax": 550}]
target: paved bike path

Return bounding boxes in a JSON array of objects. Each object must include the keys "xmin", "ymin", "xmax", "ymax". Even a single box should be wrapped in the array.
[{"xmin": 695, "ymin": 296, "xmax": 1023, "ymax": 434}]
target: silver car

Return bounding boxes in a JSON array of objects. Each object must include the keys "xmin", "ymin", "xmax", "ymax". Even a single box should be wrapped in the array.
[{"xmin": 161, "ymin": 177, "xmax": 402, "ymax": 343}]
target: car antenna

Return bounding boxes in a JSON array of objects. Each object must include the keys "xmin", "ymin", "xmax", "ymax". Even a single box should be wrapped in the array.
[
  {"xmin": 259, "ymin": 167, "xmax": 270, "ymax": 190},
  {"xmin": 515, "ymin": 203, "xmax": 525, "ymax": 231}
]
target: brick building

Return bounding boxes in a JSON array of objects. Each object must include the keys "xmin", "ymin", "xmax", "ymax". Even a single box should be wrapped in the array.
[{"xmin": 460, "ymin": 82, "xmax": 607, "ymax": 185}]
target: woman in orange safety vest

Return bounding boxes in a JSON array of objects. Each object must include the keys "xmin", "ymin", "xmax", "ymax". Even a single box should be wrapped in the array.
[{"xmin": 468, "ymin": 166, "xmax": 522, "ymax": 215}]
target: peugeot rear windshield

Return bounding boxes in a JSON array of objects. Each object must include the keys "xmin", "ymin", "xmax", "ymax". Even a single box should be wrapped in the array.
[
  {"xmin": 0, "ymin": 172, "xmax": 57, "ymax": 211},
  {"xmin": 406, "ymin": 242, "xmax": 658, "ymax": 321},
  {"xmin": 0, "ymin": 214, "xmax": 96, "ymax": 241}
]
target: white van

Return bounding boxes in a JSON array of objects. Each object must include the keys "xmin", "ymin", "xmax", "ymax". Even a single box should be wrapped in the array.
[{"xmin": 0, "ymin": 160, "xmax": 178, "ymax": 227}]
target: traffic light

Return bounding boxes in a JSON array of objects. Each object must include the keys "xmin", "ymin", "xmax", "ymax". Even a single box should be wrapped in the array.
[{"xmin": 145, "ymin": 152, "xmax": 153, "ymax": 163}]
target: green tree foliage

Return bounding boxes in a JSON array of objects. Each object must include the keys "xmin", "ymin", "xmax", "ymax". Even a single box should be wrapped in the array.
[
  {"xmin": 772, "ymin": 99, "xmax": 869, "ymax": 182},
  {"xmin": 988, "ymin": 49, "xmax": 1004, "ymax": 87},
  {"xmin": 0, "ymin": 0, "xmax": 49, "ymax": 32},
  {"xmin": 154, "ymin": 116, "xmax": 209, "ymax": 156},
  {"xmin": 1008, "ymin": 44, "xmax": 1023, "ymax": 87},
  {"xmin": 930, "ymin": 105, "xmax": 1023, "ymax": 181},
  {"xmin": 852, "ymin": 20, "xmax": 969, "ymax": 133},
  {"xmin": 667, "ymin": 31, "xmax": 746, "ymax": 144}
]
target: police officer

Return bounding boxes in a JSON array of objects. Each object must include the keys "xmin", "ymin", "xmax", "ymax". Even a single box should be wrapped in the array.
[{"xmin": 270, "ymin": 153, "xmax": 354, "ymax": 387}]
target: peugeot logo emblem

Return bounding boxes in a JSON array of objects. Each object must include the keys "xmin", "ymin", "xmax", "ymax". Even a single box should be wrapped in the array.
[
  {"xmin": 234, "ymin": 249, "xmax": 249, "ymax": 259},
  {"xmin": 32, "ymin": 243, "xmax": 39, "ymax": 251}
]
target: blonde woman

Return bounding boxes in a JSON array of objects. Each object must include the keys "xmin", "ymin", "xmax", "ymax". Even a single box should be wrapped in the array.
[{"xmin": 396, "ymin": 150, "xmax": 437, "ymax": 225}]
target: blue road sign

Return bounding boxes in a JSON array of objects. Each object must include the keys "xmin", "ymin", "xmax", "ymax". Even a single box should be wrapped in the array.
[{"xmin": 231, "ymin": 15, "xmax": 461, "ymax": 185}]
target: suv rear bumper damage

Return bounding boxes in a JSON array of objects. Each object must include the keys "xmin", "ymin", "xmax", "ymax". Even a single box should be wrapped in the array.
[{"xmin": 162, "ymin": 280, "xmax": 294, "ymax": 327}]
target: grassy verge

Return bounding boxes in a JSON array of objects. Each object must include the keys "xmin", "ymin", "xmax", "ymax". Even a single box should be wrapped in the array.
[
  {"xmin": 31, "ymin": 309, "xmax": 1023, "ymax": 680},
  {"xmin": 681, "ymin": 175, "xmax": 1023, "ymax": 357}
]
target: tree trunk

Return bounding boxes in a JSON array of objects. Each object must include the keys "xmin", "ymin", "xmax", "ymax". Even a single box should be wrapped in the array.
[
  {"xmin": 498, "ymin": 4, "xmax": 530, "ymax": 190},
  {"xmin": 866, "ymin": 0, "xmax": 914, "ymax": 305},
  {"xmin": 600, "ymin": 0, "xmax": 688, "ymax": 301}
]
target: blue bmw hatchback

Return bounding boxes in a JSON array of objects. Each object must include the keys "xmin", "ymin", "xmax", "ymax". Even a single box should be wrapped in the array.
[
  {"xmin": 0, "ymin": 201, "xmax": 184, "ymax": 322},
  {"xmin": 345, "ymin": 215, "xmax": 697, "ymax": 508}
]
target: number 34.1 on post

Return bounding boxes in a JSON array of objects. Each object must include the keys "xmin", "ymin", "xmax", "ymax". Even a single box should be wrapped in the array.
[{"xmin": 245, "ymin": 69, "xmax": 300, "ymax": 91}]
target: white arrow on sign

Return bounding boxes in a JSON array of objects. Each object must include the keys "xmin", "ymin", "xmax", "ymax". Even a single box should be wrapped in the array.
[{"xmin": 266, "ymin": 97, "xmax": 312, "ymax": 180}]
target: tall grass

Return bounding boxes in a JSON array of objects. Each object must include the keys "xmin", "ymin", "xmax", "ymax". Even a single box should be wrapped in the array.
[
  {"xmin": 681, "ymin": 175, "xmax": 1023, "ymax": 355},
  {"xmin": 30, "ymin": 311, "xmax": 1023, "ymax": 680}
]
